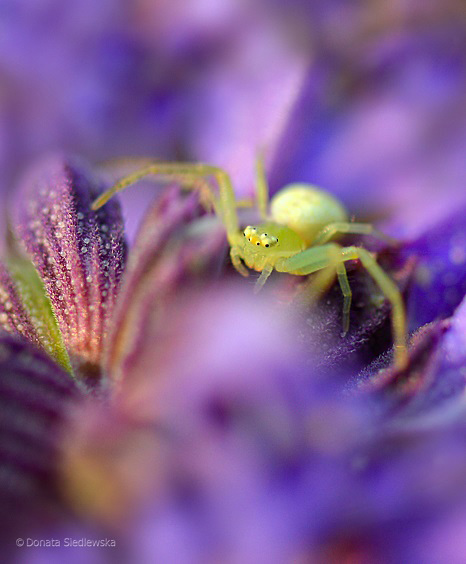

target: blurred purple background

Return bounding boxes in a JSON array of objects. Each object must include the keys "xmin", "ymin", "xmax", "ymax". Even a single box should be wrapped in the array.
[{"xmin": 1, "ymin": 0, "xmax": 464, "ymax": 234}]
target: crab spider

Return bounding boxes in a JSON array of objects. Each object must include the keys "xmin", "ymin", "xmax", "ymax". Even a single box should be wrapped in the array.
[{"xmin": 92, "ymin": 160, "xmax": 408, "ymax": 369}]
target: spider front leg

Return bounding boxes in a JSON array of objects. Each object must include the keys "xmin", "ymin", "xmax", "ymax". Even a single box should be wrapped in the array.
[
  {"xmin": 232, "ymin": 156, "xmax": 270, "ymax": 218},
  {"xmin": 283, "ymin": 243, "xmax": 408, "ymax": 369},
  {"xmin": 254, "ymin": 264, "xmax": 274, "ymax": 293},
  {"xmin": 92, "ymin": 162, "xmax": 244, "ymax": 242},
  {"xmin": 255, "ymin": 155, "xmax": 270, "ymax": 220},
  {"xmin": 230, "ymin": 246, "xmax": 249, "ymax": 277}
]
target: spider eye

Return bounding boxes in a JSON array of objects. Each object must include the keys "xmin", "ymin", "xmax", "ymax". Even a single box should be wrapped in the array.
[{"xmin": 259, "ymin": 233, "xmax": 279, "ymax": 248}]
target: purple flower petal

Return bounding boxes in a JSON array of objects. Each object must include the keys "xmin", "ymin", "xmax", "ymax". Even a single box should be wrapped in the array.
[
  {"xmin": 357, "ymin": 320, "xmax": 447, "ymax": 398},
  {"xmin": 104, "ymin": 187, "xmax": 224, "ymax": 384},
  {"xmin": 402, "ymin": 203, "xmax": 466, "ymax": 329},
  {"xmin": 395, "ymin": 296, "xmax": 466, "ymax": 423},
  {"xmin": 0, "ymin": 261, "xmax": 41, "ymax": 347},
  {"xmin": 358, "ymin": 294, "xmax": 466, "ymax": 425},
  {"xmin": 295, "ymin": 248, "xmax": 414, "ymax": 377},
  {"xmin": 13, "ymin": 154, "xmax": 126, "ymax": 379},
  {"xmin": 0, "ymin": 333, "xmax": 80, "ymax": 544},
  {"xmin": 55, "ymin": 285, "xmax": 466, "ymax": 561}
]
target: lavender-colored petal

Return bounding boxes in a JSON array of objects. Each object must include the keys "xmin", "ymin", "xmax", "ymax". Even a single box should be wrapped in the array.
[
  {"xmin": 443, "ymin": 295, "xmax": 466, "ymax": 370},
  {"xmin": 104, "ymin": 187, "xmax": 224, "ymax": 384},
  {"xmin": 60, "ymin": 286, "xmax": 329, "ymax": 557},
  {"xmin": 185, "ymin": 5, "xmax": 307, "ymax": 197},
  {"xmin": 13, "ymin": 154, "xmax": 127, "ymax": 380},
  {"xmin": 56, "ymin": 286, "xmax": 466, "ymax": 561},
  {"xmin": 0, "ymin": 333, "xmax": 80, "ymax": 545}
]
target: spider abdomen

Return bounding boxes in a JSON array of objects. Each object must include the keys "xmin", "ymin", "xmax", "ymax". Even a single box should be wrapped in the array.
[{"xmin": 270, "ymin": 184, "xmax": 348, "ymax": 245}]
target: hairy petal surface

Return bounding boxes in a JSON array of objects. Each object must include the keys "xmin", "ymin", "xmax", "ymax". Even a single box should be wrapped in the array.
[
  {"xmin": 356, "ymin": 294, "xmax": 466, "ymax": 430},
  {"xmin": 0, "ymin": 261, "xmax": 41, "ymax": 347},
  {"xmin": 392, "ymin": 297, "xmax": 466, "ymax": 425},
  {"xmin": 13, "ymin": 155, "xmax": 127, "ymax": 380}
]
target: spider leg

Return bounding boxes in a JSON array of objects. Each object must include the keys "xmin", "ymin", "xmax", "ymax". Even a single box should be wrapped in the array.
[
  {"xmin": 255, "ymin": 155, "xmax": 269, "ymax": 220},
  {"xmin": 296, "ymin": 264, "xmax": 350, "ymax": 335},
  {"xmin": 312, "ymin": 222, "xmax": 397, "ymax": 246},
  {"xmin": 336, "ymin": 262, "xmax": 352, "ymax": 336},
  {"xmin": 91, "ymin": 162, "xmax": 242, "ymax": 246},
  {"xmin": 230, "ymin": 247, "xmax": 249, "ymax": 277},
  {"xmin": 222, "ymin": 155, "xmax": 269, "ymax": 215},
  {"xmin": 254, "ymin": 264, "xmax": 274, "ymax": 293},
  {"xmin": 282, "ymin": 243, "xmax": 407, "ymax": 369}
]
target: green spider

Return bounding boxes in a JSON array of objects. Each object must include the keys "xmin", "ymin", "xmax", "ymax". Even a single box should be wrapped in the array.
[{"xmin": 92, "ymin": 160, "xmax": 408, "ymax": 369}]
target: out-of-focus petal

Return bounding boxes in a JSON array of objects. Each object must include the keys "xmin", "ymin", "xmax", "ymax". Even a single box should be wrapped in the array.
[
  {"xmin": 57, "ymin": 286, "xmax": 466, "ymax": 561},
  {"xmin": 13, "ymin": 155, "xmax": 127, "ymax": 379},
  {"xmin": 185, "ymin": 4, "xmax": 307, "ymax": 196},
  {"xmin": 104, "ymin": 187, "xmax": 224, "ymax": 384},
  {"xmin": 402, "ymin": 203, "xmax": 466, "ymax": 329},
  {"xmin": 269, "ymin": 23, "xmax": 466, "ymax": 235},
  {"xmin": 0, "ymin": 333, "xmax": 80, "ymax": 546},
  {"xmin": 398, "ymin": 296, "xmax": 466, "ymax": 424},
  {"xmin": 60, "ymin": 285, "xmax": 331, "ymax": 559}
]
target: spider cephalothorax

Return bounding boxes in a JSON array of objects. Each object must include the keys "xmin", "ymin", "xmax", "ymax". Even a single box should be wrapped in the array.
[{"xmin": 243, "ymin": 226, "xmax": 279, "ymax": 248}]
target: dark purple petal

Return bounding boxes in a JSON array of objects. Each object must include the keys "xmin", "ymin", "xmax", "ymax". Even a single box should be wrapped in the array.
[
  {"xmin": 0, "ymin": 333, "xmax": 80, "ymax": 544},
  {"xmin": 357, "ymin": 320, "xmax": 447, "ymax": 398},
  {"xmin": 13, "ymin": 154, "xmax": 127, "ymax": 379},
  {"xmin": 357, "ymin": 294, "xmax": 466, "ymax": 425},
  {"xmin": 295, "ymin": 249, "xmax": 414, "ymax": 377},
  {"xmin": 395, "ymin": 296, "xmax": 466, "ymax": 422},
  {"xmin": 402, "ymin": 203, "xmax": 466, "ymax": 329}
]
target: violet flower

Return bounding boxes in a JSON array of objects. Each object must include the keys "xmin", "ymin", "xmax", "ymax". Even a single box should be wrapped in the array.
[
  {"xmin": 0, "ymin": 2, "xmax": 465, "ymax": 561},
  {"xmin": 0, "ymin": 148, "xmax": 463, "ymax": 563}
]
